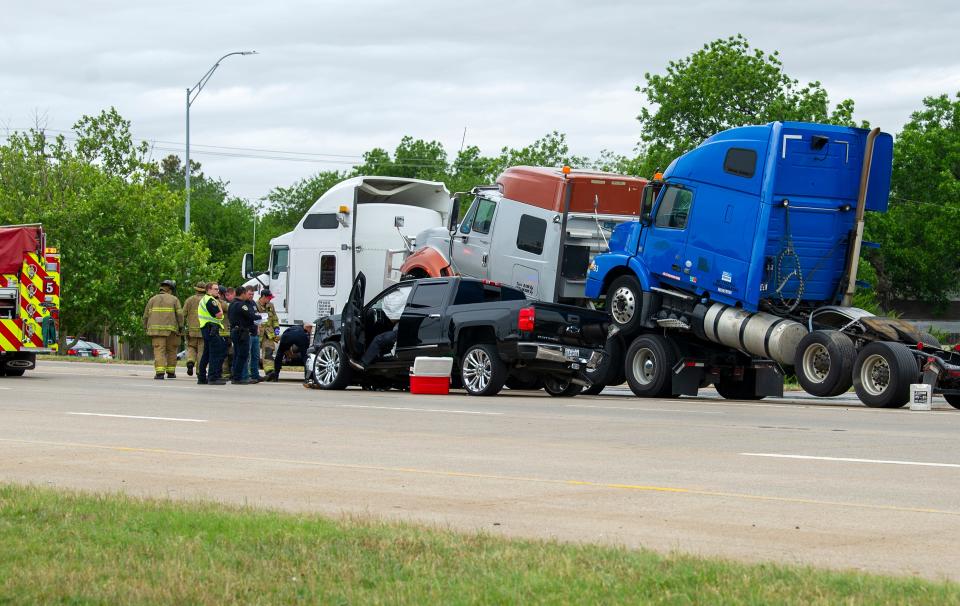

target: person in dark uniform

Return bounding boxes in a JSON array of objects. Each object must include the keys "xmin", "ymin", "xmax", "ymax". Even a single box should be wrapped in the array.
[
  {"xmin": 227, "ymin": 285, "xmax": 258, "ymax": 385},
  {"xmin": 264, "ymin": 324, "xmax": 312, "ymax": 381}
]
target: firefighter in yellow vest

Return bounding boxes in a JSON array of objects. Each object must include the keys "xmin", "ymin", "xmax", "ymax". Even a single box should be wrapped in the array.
[
  {"xmin": 181, "ymin": 281, "xmax": 206, "ymax": 376},
  {"xmin": 257, "ymin": 289, "xmax": 280, "ymax": 373},
  {"xmin": 220, "ymin": 286, "xmax": 235, "ymax": 379},
  {"xmin": 143, "ymin": 279, "xmax": 184, "ymax": 380}
]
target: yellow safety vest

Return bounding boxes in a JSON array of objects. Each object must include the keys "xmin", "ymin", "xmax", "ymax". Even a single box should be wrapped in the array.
[{"xmin": 198, "ymin": 295, "xmax": 223, "ymax": 328}]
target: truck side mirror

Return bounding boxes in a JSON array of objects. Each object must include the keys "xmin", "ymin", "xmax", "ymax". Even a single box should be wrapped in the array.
[
  {"xmin": 448, "ymin": 194, "xmax": 462, "ymax": 232},
  {"xmin": 242, "ymin": 252, "xmax": 255, "ymax": 278}
]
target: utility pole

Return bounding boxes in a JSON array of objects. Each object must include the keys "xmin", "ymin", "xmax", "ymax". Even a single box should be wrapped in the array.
[{"xmin": 184, "ymin": 50, "xmax": 257, "ymax": 232}]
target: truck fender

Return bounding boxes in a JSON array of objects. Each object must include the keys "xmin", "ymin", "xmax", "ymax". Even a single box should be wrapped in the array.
[{"xmin": 399, "ymin": 246, "xmax": 451, "ymax": 278}]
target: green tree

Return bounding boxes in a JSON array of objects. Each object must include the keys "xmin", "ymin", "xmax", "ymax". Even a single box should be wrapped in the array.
[
  {"xmin": 636, "ymin": 34, "xmax": 859, "ymax": 174},
  {"xmin": 866, "ymin": 92, "xmax": 960, "ymax": 308},
  {"xmin": 0, "ymin": 113, "xmax": 218, "ymax": 342}
]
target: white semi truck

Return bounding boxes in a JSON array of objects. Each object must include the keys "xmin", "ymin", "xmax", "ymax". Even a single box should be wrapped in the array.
[{"xmin": 243, "ymin": 176, "xmax": 452, "ymax": 327}]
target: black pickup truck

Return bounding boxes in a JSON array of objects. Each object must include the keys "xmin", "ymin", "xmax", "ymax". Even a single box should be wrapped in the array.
[{"xmin": 306, "ymin": 274, "xmax": 611, "ymax": 396}]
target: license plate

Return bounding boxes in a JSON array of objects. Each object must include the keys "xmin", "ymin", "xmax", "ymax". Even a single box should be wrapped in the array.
[{"xmin": 564, "ymin": 347, "xmax": 580, "ymax": 359}]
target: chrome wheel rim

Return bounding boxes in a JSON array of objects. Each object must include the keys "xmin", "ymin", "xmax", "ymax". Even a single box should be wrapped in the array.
[
  {"xmin": 860, "ymin": 354, "xmax": 890, "ymax": 396},
  {"xmin": 545, "ymin": 377, "xmax": 571, "ymax": 393},
  {"xmin": 315, "ymin": 345, "xmax": 341, "ymax": 387},
  {"xmin": 802, "ymin": 343, "xmax": 831, "ymax": 384},
  {"xmin": 462, "ymin": 348, "xmax": 492, "ymax": 393},
  {"xmin": 631, "ymin": 347, "xmax": 656, "ymax": 386},
  {"xmin": 610, "ymin": 286, "xmax": 636, "ymax": 325}
]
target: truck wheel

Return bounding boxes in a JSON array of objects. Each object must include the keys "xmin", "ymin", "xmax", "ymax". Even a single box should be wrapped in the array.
[
  {"xmin": 582, "ymin": 383, "xmax": 605, "ymax": 395},
  {"xmin": 624, "ymin": 334, "xmax": 675, "ymax": 398},
  {"xmin": 583, "ymin": 335, "xmax": 626, "ymax": 394},
  {"xmin": 852, "ymin": 341, "xmax": 918, "ymax": 408},
  {"xmin": 460, "ymin": 344, "xmax": 507, "ymax": 396},
  {"xmin": 715, "ymin": 370, "xmax": 765, "ymax": 400},
  {"xmin": 606, "ymin": 275, "xmax": 644, "ymax": 336},
  {"xmin": 918, "ymin": 332, "xmax": 941, "ymax": 348},
  {"xmin": 312, "ymin": 342, "xmax": 353, "ymax": 390},
  {"xmin": 794, "ymin": 331, "xmax": 855, "ymax": 397},
  {"xmin": 944, "ymin": 394, "xmax": 960, "ymax": 409},
  {"xmin": 543, "ymin": 377, "xmax": 583, "ymax": 397}
]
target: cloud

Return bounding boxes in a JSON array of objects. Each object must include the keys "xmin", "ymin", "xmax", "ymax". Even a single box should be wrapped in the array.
[{"xmin": 3, "ymin": 0, "xmax": 958, "ymax": 200}]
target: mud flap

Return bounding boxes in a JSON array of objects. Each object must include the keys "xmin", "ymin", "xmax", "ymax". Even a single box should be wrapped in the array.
[
  {"xmin": 754, "ymin": 364, "xmax": 784, "ymax": 398},
  {"xmin": 672, "ymin": 363, "xmax": 704, "ymax": 397}
]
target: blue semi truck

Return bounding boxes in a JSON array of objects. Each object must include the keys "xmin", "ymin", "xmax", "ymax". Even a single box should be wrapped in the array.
[{"xmin": 586, "ymin": 121, "xmax": 960, "ymax": 408}]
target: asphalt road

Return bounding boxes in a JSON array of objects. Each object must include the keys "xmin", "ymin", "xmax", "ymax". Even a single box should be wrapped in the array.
[{"xmin": 2, "ymin": 361, "xmax": 959, "ymax": 581}]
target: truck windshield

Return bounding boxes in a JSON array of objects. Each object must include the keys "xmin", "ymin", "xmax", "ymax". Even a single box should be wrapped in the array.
[{"xmin": 654, "ymin": 186, "xmax": 694, "ymax": 229}]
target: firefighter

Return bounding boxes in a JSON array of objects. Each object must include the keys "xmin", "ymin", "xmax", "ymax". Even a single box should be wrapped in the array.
[
  {"xmin": 181, "ymin": 281, "xmax": 206, "ymax": 376},
  {"xmin": 257, "ymin": 289, "xmax": 280, "ymax": 375},
  {"xmin": 219, "ymin": 286, "xmax": 235, "ymax": 380},
  {"xmin": 143, "ymin": 279, "xmax": 184, "ymax": 380},
  {"xmin": 197, "ymin": 282, "xmax": 226, "ymax": 385}
]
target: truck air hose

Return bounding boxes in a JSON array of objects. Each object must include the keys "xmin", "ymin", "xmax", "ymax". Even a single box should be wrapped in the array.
[{"xmin": 770, "ymin": 201, "xmax": 804, "ymax": 315}]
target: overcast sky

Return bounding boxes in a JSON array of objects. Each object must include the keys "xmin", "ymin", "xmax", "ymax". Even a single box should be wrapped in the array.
[{"xmin": 3, "ymin": 1, "xmax": 958, "ymax": 201}]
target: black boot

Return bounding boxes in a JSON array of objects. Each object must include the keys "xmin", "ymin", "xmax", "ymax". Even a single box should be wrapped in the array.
[
  {"xmin": 154, "ymin": 373, "xmax": 165, "ymax": 380},
  {"xmin": 187, "ymin": 361, "xmax": 195, "ymax": 376},
  {"xmin": 166, "ymin": 372, "xmax": 177, "ymax": 379}
]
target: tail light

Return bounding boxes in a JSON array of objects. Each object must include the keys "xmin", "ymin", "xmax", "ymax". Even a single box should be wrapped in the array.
[
  {"xmin": 91, "ymin": 350, "xmax": 99, "ymax": 357},
  {"xmin": 67, "ymin": 349, "xmax": 77, "ymax": 356},
  {"xmin": 518, "ymin": 307, "xmax": 536, "ymax": 332}
]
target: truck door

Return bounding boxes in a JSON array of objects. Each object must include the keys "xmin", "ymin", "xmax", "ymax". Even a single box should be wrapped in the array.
[
  {"xmin": 642, "ymin": 185, "xmax": 695, "ymax": 287},
  {"xmin": 451, "ymin": 197, "xmax": 497, "ymax": 279},
  {"xmin": 342, "ymin": 272, "xmax": 366, "ymax": 360},
  {"xmin": 396, "ymin": 280, "xmax": 451, "ymax": 360},
  {"xmin": 269, "ymin": 245, "xmax": 290, "ymax": 315}
]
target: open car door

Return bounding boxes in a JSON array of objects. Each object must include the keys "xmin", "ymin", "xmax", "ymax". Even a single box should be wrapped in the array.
[{"xmin": 342, "ymin": 272, "xmax": 366, "ymax": 360}]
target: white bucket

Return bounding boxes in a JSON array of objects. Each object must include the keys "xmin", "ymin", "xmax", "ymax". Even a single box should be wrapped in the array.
[
  {"xmin": 413, "ymin": 356, "xmax": 454, "ymax": 377},
  {"xmin": 909, "ymin": 384, "xmax": 933, "ymax": 411}
]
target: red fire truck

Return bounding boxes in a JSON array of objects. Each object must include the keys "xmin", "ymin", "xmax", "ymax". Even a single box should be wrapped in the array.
[{"xmin": 0, "ymin": 224, "xmax": 61, "ymax": 376}]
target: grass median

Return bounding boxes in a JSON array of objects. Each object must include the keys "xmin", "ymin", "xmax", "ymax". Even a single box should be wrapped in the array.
[{"xmin": 1, "ymin": 484, "xmax": 956, "ymax": 605}]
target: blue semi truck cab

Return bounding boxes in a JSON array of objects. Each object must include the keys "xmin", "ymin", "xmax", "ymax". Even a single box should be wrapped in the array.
[{"xmin": 584, "ymin": 122, "xmax": 960, "ymax": 409}]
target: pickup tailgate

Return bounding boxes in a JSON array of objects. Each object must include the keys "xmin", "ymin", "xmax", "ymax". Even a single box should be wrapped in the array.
[{"xmin": 527, "ymin": 303, "xmax": 609, "ymax": 348}]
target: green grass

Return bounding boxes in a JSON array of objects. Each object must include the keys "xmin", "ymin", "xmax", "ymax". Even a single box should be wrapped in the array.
[{"xmin": 1, "ymin": 485, "xmax": 957, "ymax": 604}]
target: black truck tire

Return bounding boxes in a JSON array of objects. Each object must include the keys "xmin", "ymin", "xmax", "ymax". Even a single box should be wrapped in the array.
[
  {"xmin": 794, "ymin": 331, "xmax": 856, "ymax": 397},
  {"xmin": 944, "ymin": 394, "xmax": 960, "ymax": 409},
  {"xmin": 543, "ymin": 376, "xmax": 583, "ymax": 397},
  {"xmin": 715, "ymin": 370, "xmax": 765, "ymax": 400},
  {"xmin": 624, "ymin": 334, "xmax": 676, "ymax": 398},
  {"xmin": 312, "ymin": 342, "xmax": 353, "ymax": 390},
  {"xmin": 583, "ymin": 335, "xmax": 626, "ymax": 395},
  {"xmin": 917, "ymin": 332, "xmax": 941, "ymax": 348},
  {"xmin": 5, "ymin": 369, "xmax": 25, "ymax": 377},
  {"xmin": 606, "ymin": 275, "xmax": 645, "ymax": 337},
  {"xmin": 852, "ymin": 341, "xmax": 918, "ymax": 408},
  {"xmin": 460, "ymin": 343, "xmax": 507, "ymax": 397}
]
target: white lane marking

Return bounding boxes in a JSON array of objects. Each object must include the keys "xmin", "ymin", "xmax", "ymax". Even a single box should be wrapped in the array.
[
  {"xmin": 741, "ymin": 453, "xmax": 960, "ymax": 469},
  {"xmin": 567, "ymin": 404, "xmax": 721, "ymax": 415},
  {"xmin": 67, "ymin": 412, "xmax": 208, "ymax": 423},
  {"xmin": 337, "ymin": 404, "xmax": 502, "ymax": 416},
  {"xmin": 0, "ymin": 387, "xmax": 11, "ymax": 390}
]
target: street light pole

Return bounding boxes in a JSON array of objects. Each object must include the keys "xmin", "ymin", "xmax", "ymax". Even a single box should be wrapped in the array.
[{"xmin": 184, "ymin": 50, "xmax": 257, "ymax": 233}]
